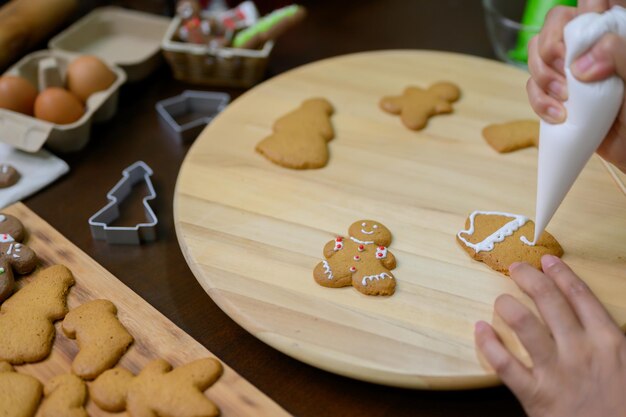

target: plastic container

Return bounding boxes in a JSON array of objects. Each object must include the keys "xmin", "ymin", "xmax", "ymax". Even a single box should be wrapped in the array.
[
  {"xmin": 0, "ymin": 50, "xmax": 125, "ymax": 153},
  {"xmin": 161, "ymin": 15, "xmax": 274, "ymax": 88}
]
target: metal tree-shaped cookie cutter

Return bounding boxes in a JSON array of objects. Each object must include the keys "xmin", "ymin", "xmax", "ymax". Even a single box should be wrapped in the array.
[{"xmin": 88, "ymin": 161, "xmax": 157, "ymax": 245}]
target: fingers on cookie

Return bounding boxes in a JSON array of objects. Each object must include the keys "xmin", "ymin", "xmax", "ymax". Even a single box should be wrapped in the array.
[{"xmin": 456, "ymin": 211, "xmax": 563, "ymax": 276}]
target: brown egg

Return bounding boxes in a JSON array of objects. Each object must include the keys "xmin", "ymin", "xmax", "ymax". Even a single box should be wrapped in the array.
[
  {"xmin": 66, "ymin": 56, "xmax": 116, "ymax": 102},
  {"xmin": 34, "ymin": 88, "xmax": 84, "ymax": 124},
  {"xmin": 0, "ymin": 75, "xmax": 38, "ymax": 115}
]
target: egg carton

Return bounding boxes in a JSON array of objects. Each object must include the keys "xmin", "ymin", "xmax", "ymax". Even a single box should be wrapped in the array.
[{"xmin": 0, "ymin": 49, "xmax": 126, "ymax": 153}]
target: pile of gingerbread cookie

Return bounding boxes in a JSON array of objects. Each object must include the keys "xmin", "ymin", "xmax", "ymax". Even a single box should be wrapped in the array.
[
  {"xmin": 0, "ymin": 214, "xmax": 223, "ymax": 417},
  {"xmin": 252, "ymin": 82, "xmax": 563, "ymax": 296}
]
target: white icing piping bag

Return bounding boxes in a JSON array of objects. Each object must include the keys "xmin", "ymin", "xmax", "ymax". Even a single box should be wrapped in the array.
[{"xmin": 529, "ymin": 6, "xmax": 626, "ymax": 244}]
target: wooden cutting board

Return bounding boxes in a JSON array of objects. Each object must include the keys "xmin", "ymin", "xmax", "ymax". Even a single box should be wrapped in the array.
[
  {"xmin": 173, "ymin": 51, "xmax": 626, "ymax": 389},
  {"xmin": 3, "ymin": 203, "xmax": 291, "ymax": 416}
]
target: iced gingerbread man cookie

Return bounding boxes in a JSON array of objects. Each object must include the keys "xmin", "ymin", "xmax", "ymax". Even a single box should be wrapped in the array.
[
  {"xmin": 256, "ymin": 98, "xmax": 335, "ymax": 169},
  {"xmin": 456, "ymin": 211, "xmax": 563, "ymax": 275},
  {"xmin": 380, "ymin": 81, "xmax": 461, "ymax": 130},
  {"xmin": 313, "ymin": 220, "xmax": 397, "ymax": 296},
  {"xmin": 0, "ymin": 213, "xmax": 38, "ymax": 302}
]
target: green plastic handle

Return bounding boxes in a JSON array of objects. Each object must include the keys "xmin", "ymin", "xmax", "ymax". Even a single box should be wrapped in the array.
[{"xmin": 509, "ymin": 0, "xmax": 577, "ymax": 63}]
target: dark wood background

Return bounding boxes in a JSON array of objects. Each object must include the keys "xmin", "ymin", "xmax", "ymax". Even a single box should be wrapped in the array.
[{"xmin": 21, "ymin": 0, "xmax": 528, "ymax": 415}]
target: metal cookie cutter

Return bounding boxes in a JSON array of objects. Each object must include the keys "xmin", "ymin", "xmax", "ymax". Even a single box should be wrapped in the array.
[
  {"xmin": 156, "ymin": 90, "xmax": 230, "ymax": 142},
  {"xmin": 88, "ymin": 161, "xmax": 157, "ymax": 245}
]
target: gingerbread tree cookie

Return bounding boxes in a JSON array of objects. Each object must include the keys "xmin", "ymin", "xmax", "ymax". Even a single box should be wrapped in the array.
[
  {"xmin": 380, "ymin": 82, "xmax": 461, "ymax": 130},
  {"xmin": 0, "ymin": 361, "xmax": 42, "ymax": 417},
  {"xmin": 0, "ymin": 265, "xmax": 75, "ymax": 364},
  {"xmin": 90, "ymin": 358, "xmax": 223, "ymax": 417},
  {"xmin": 456, "ymin": 211, "xmax": 563, "ymax": 275},
  {"xmin": 313, "ymin": 220, "xmax": 397, "ymax": 296},
  {"xmin": 62, "ymin": 299, "xmax": 134, "ymax": 380},
  {"xmin": 40, "ymin": 374, "xmax": 88, "ymax": 417},
  {"xmin": 482, "ymin": 120, "xmax": 539, "ymax": 153},
  {"xmin": 0, "ymin": 213, "xmax": 38, "ymax": 302},
  {"xmin": 256, "ymin": 98, "xmax": 335, "ymax": 169}
]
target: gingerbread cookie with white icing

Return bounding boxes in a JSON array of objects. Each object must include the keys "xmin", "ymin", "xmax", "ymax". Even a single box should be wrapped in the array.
[
  {"xmin": 313, "ymin": 220, "xmax": 397, "ymax": 296},
  {"xmin": 0, "ymin": 213, "xmax": 38, "ymax": 302},
  {"xmin": 456, "ymin": 211, "xmax": 563, "ymax": 275}
]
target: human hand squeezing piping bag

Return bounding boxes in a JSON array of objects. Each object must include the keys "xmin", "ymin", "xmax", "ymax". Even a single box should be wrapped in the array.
[{"xmin": 528, "ymin": 6, "xmax": 626, "ymax": 245}]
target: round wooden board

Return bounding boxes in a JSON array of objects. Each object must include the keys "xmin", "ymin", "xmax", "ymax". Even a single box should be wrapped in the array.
[{"xmin": 174, "ymin": 51, "xmax": 626, "ymax": 389}]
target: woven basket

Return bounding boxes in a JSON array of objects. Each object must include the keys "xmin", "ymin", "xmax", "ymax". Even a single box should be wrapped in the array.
[{"xmin": 161, "ymin": 16, "xmax": 274, "ymax": 87}]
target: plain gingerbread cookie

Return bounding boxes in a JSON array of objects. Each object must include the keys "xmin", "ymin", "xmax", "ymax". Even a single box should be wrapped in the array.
[
  {"xmin": 256, "ymin": 98, "xmax": 335, "ymax": 169},
  {"xmin": 62, "ymin": 299, "xmax": 134, "ymax": 380},
  {"xmin": 482, "ymin": 120, "xmax": 539, "ymax": 153},
  {"xmin": 0, "ymin": 361, "xmax": 43, "ymax": 417},
  {"xmin": 40, "ymin": 373, "xmax": 88, "ymax": 417},
  {"xmin": 0, "ymin": 265, "xmax": 75, "ymax": 364},
  {"xmin": 0, "ymin": 164, "xmax": 20, "ymax": 188},
  {"xmin": 313, "ymin": 220, "xmax": 397, "ymax": 296},
  {"xmin": 380, "ymin": 82, "xmax": 461, "ymax": 130},
  {"xmin": 456, "ymin": 211, "xmax": 563, "ymax": 275},
  {"xmin": 0, "ymin": 213, "xmax": 38, "ymax": 302},
  {"xmin": 90, "ymin": 358, "xmax": 223, "ymax": 417}
]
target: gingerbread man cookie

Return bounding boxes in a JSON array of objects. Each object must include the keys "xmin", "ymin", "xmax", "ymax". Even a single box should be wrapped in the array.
[
  {"xmin": 482, "ymin": 120, "xmax": 539, "ymax": 153},
  {"xmin": 256, "ymin": 98, "xmax": 335, "ymax": 169},
  {"xmin": 62, "ymin": 299, "xmax": 134, "ymax": 380},
  {"xmin": 380, "ymin": 82, "xmax": 461, "ymax": 130},
  {"xmin": 456, "ymin": 211, "xmax": 563, "ymax": 275},
  {"xmin": 0, "ymin": 361, "xmax": 43, "ymax": 417},
  {"xmin": 40, "ymin": 374, "xmax": 88, "ymax": 417},
  {"xmin": 0, "ymin": 164, "xmax": 20, "ymax": 188},
  {"xmin": 90, "ymin": 358, "xmax": 223, "ymax": 417},
  {"xmin": 0, "ymin": 213, "xmax": 38, "ymax": 302},
  {"xmin": 0, "ymin": 265, "xmax": 75, "ymax": 364},
  {"xmin": 313, "ymin": 220, "xmax": 397, "ymax": 296}
]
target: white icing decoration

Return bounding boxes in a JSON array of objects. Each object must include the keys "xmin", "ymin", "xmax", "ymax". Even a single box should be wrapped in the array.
[
  {"xmin": 361, "ymin": 222, "xmax": 366, "ymax": 226},
  {"xmin": 350, "ymin": 236, "xmax": 374, "ymax": 245},
  {"xmin": 361, "ymin": 272, "xmax": 392, "ymax": 286},
  {"xmin": 6, "ymin": 243, "xmax": 13, "ymax": 255},
  {"xmin": 373, "ymin": 225, "xmax": 378, "ymax": 229},
  {"xmin": 333, "ymin": 237, "xmax": 343, "ymax": 251},
  {"xmin": 322, "ymin": 260, "xmax": 333, "ymax": 280},
  {"xmin": 0, "ymin": 215, "xmax": 5, "ymax": 222},
  {"xmin": 360, "ymin": 228, "xmax": 374, "ymax": 235},
  {"xmin": 0, "ymin": 234, "xmax": 13, "ymax": 243},
  {"xmin": 376, "ymin": 246, "xmax": 388, "ymax": 259},
  {"xmin": 457, "ymin": 211, "xmax": 534, "ymax": 253},
  {"xmin": 520, "ymin": 236, "xmax": 535, "ymax": 246}
]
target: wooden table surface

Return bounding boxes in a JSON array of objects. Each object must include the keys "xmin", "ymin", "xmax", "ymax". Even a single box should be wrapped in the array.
[{"xmin": 21, "ymin": 1, "xmax": 536, "ymax": 415}]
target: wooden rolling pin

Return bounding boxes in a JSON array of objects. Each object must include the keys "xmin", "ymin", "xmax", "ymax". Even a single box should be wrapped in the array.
[{"xmin": 0, "ymin": 0, "xmax": 77, "ymax": 70}]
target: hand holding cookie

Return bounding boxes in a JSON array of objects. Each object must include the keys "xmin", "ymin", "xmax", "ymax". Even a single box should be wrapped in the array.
[{"xmin": 475, "ymin": 256, "xmax": 626, "ymax": 417}]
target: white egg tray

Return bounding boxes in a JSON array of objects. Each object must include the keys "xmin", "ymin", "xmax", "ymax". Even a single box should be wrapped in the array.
[
  {"xmin": 0, "ymin": 50, "xmax": 126, "ymax": 153},
  {"xmin": 49, "ymin": 6, "xmax": 170, "ymax": 83}
]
